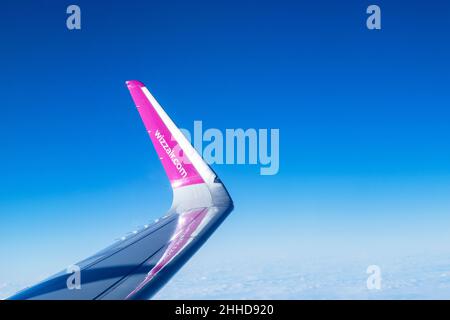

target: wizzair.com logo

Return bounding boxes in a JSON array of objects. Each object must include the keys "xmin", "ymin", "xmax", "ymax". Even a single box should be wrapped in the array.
[
  {"xmin": 154, "ymin": 129, "xmax": 188, "ymax": 178},
  {"xmin": 156, "ymin": 121, "xmax": 280, "ymax": 176}
]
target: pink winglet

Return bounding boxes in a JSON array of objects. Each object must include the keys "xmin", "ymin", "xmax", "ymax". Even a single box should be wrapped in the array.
[{"xmin": 126, "ymin": 80, "xmax": 204, "ymax": 188}]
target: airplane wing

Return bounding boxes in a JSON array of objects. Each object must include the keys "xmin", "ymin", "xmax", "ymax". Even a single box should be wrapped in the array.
[{"xmin": 8, "ymin": 80, "xmax": 233, "ymax": 300}]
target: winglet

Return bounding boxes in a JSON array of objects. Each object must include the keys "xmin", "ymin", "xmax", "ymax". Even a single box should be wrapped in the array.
[{"xmin": 126, "ymin": 80, "xmax": 216, "ymax": 188}]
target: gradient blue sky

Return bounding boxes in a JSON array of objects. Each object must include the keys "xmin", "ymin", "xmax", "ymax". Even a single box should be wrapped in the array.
[{"xmin": 1, "ymin": 0, "xmax": 450, "ymax": 293}]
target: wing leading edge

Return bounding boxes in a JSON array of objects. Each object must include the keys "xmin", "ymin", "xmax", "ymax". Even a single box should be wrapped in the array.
[{"xmin": 8, "ymin": 81, "xmax": 233, "ymax": 300}]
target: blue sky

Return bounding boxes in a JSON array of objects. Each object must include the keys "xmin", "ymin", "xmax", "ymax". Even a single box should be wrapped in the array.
[{"xmin": 1, "ymin": 0, "xmax": 450, "ymax": 297}]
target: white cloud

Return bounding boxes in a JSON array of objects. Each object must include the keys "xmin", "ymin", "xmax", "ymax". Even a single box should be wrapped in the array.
[
  {"xmin": 154, "ymin": 253, "xmax": 450, "ymax": 299},
  {"xmin": 0, "ymin": 282, "xmax": 26, "ymax": 300}
]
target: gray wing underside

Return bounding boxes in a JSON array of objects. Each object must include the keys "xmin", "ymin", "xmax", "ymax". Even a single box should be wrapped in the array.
[
  {"xmin": 9, "ymin": 212, "xmax": 183, "ymax": 300},
  {"xmin": 9, "ymin": 204, "xmax": 231, "ymax": 300}
]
